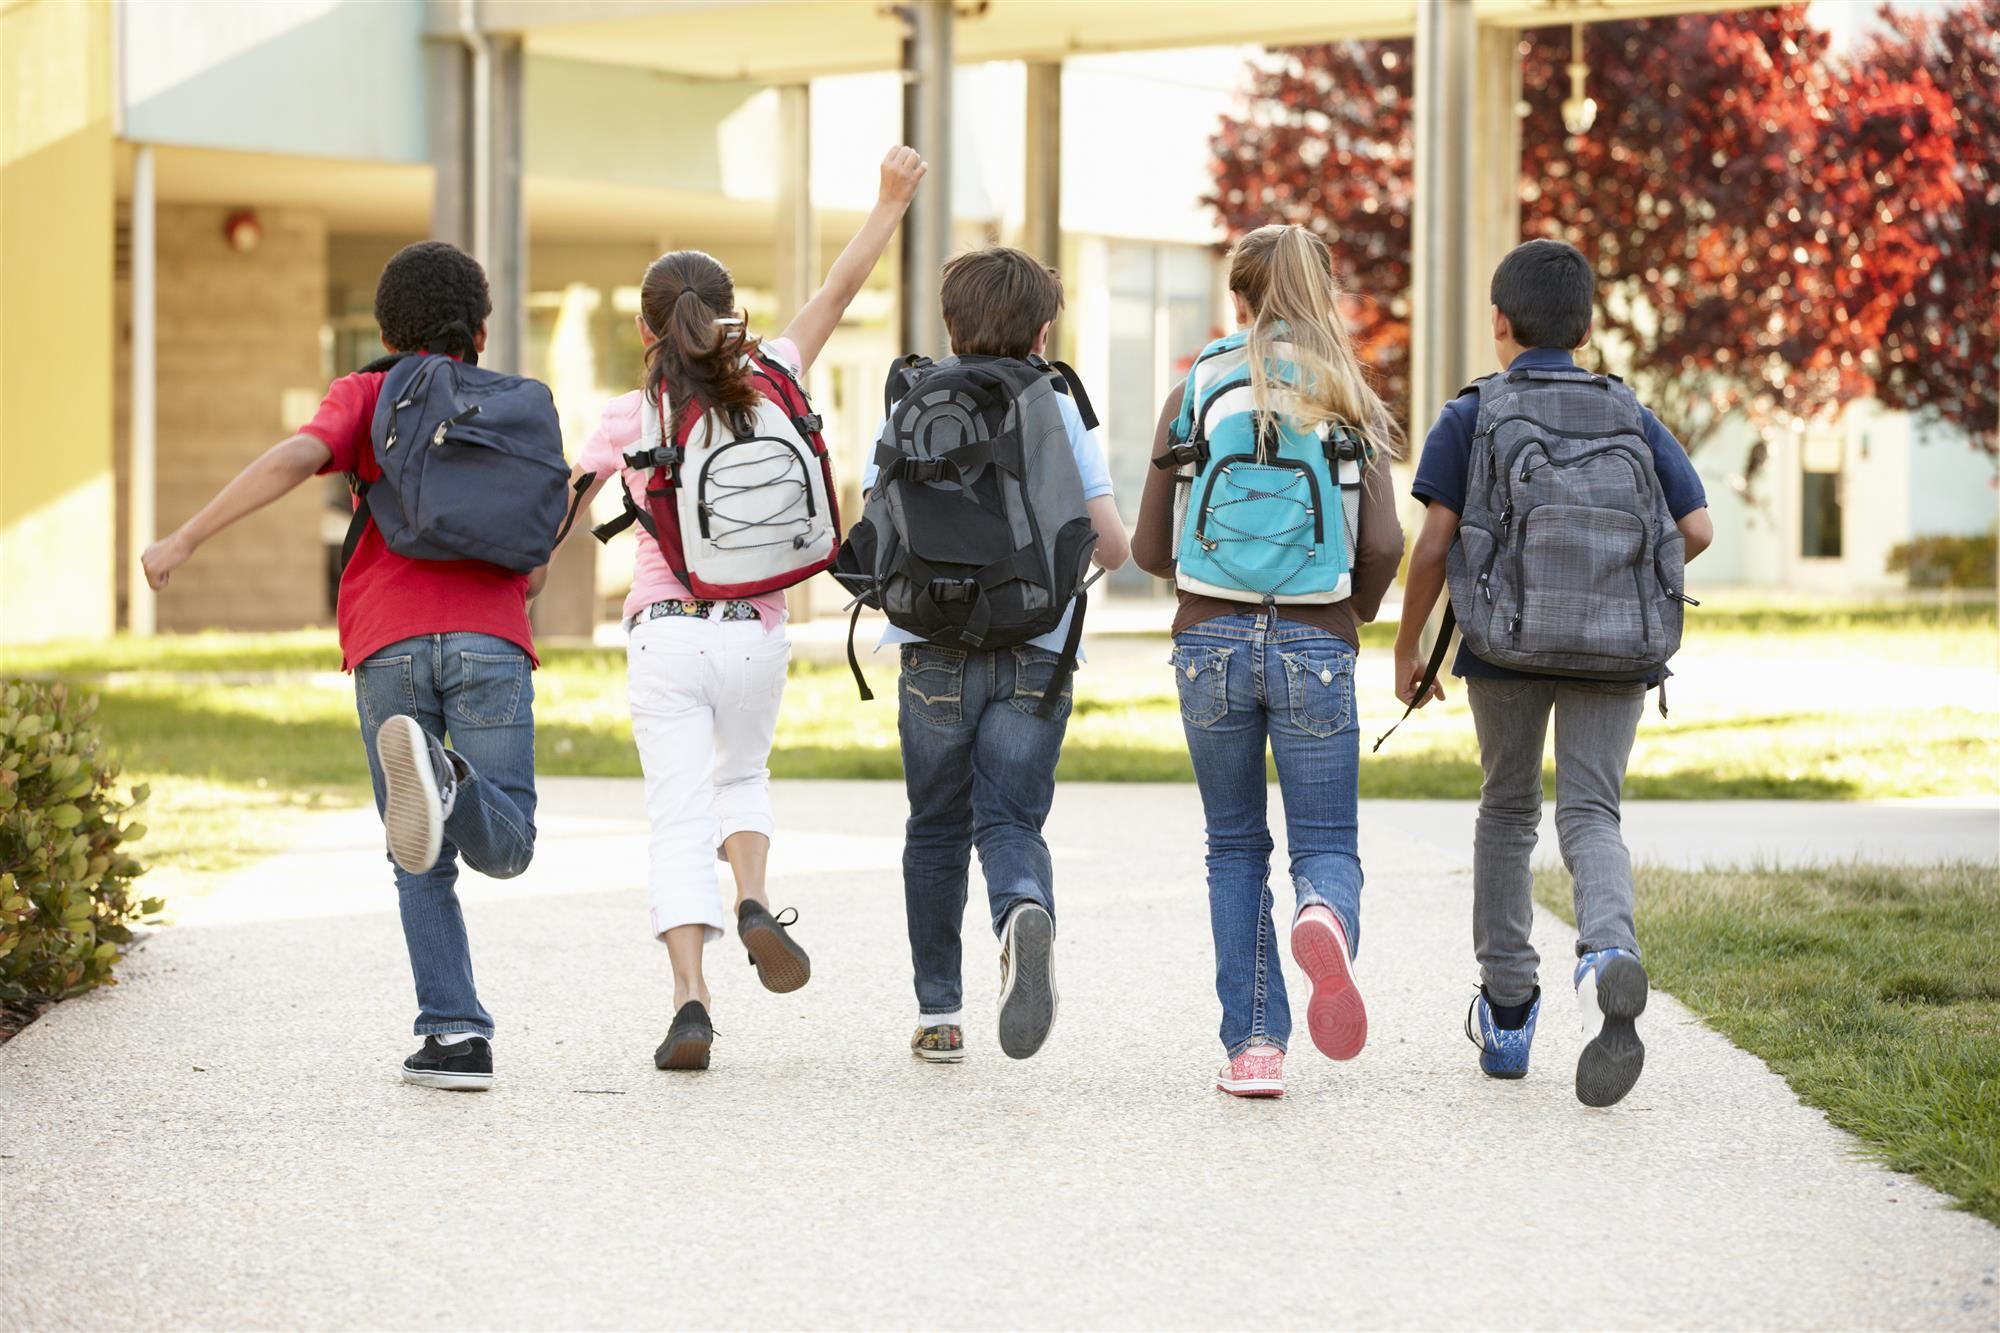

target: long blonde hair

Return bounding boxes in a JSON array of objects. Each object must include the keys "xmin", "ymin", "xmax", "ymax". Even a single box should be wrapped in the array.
[{"xmin": 1230, "ymin": 224, "xmax": 1402, "ymax": 459}]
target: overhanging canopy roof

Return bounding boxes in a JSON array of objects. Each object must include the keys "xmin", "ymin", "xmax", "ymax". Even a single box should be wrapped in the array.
[{"xmin": 448, "ymin": 0, "xmax": 1780, "ymax": 83}]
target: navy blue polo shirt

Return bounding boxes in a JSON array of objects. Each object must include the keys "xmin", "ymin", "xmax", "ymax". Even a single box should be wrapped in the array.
[{"xmin": 1411, "ymin": 347, "xmax": 1708, "ymax": 680}]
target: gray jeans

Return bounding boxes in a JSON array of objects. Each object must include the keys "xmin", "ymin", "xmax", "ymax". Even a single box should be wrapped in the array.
[{"xmin": 1466, "ymin": 676, "xmax": 1646, "ymax": 1005}]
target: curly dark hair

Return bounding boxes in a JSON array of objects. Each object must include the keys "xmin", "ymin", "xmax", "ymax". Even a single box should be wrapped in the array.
[{"xmin": 373, "ymin": 241, "xmax": 492, "ymax": 360}]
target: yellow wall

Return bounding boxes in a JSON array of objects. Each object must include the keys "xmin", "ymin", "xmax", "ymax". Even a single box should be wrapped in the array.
[{"xmin": 0, "ymin": 0, "xmax": 116, "ymax": 645}]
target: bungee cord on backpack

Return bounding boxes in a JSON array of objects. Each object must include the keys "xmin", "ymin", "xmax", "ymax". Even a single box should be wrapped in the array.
[
  {"xmin": 1195, "ymin": 466, "xmax": 1320, "ymax": 600},
  {"xmin": 699, "ymin": 446, "xmax": 815, "ymax": 552}
]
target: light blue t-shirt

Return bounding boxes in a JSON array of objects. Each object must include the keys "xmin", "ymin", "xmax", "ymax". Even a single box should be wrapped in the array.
[{"xmin": 862, "ymin": 390, "xmax": 1113, "ymax": 657}]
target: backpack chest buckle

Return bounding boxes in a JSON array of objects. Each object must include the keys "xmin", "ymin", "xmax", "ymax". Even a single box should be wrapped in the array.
[{"xmin": 927, "ymin": 577, "xmax": 977, "ymax": 604}]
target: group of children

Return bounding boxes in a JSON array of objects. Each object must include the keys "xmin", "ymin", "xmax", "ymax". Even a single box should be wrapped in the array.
[{"xmin": 142, "ymin": 144, "xmax": 1711, "ymax": 1107}]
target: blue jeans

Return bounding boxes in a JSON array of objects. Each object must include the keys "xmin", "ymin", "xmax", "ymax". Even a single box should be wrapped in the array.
[
  {"xmin": 353, "ymin": 632, "xmax": 539, "ymax": 1039},
  {"xmin": 897, "ymin": 642, "xmax": 1072, "ymax": 1015},
  {"xmin": 1172, "ymin": 613, "xmax": 1363, "ymax": 1055}
]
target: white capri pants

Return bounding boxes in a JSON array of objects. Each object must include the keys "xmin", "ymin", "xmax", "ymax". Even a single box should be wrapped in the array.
[{"xmin": 626, "ymin": 610, "xmax": 790, "ymax": 942}]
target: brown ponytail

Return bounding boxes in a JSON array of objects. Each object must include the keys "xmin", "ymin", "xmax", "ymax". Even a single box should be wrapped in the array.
[{"xmin": 638, "ymin": 250, "xmax": 763, "ymax": 439}]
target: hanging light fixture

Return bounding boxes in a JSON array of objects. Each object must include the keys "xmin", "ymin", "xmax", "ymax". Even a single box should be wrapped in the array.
[{"xmin": 1562, "ymin": 20, "xmax": 1598, "ymax": 136}]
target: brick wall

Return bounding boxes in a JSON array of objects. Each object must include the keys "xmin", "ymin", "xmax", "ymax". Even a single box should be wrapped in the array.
[{"xmin": 151, "ymin": 204, "xmax": 332, "ymax": 633}]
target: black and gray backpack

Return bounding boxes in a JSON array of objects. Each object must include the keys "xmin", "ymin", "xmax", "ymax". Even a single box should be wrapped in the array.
[
  {"xmin": 1380, "ymin": 366, "xmax": 1696, "ymax": 748},
  {"xmin": 831, "ymin": 354, "xmax": 1100, "ymax": 716}
]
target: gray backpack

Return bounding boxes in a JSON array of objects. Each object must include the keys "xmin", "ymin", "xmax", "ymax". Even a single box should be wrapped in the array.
[
  {"xmin": 1378, "ymin": 367, "xmax": 1695, "ymax": 749},
  {"xmin": 831, "ymin": 354, "xmax": 1100, "ymax": 716}
]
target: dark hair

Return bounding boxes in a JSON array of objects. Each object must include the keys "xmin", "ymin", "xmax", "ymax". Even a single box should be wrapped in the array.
[
  {"xmin": 1490, "ymin": 238, "xmax": 1595, "ymax": 350},
  {"xmin": 638, "ymin": 250, "xmax": 762, "ymax": 437},
  {"xmin": 374, "ymin": 241, "xmax": 491, "ymax": 361},
  {"xmin": 939, "ymin": 247, "xmax": 1063, "ymax": 358}
]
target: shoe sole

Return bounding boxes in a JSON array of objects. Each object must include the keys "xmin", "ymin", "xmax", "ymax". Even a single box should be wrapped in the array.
[
  {"xmin": 997, "ymin": 906, "xmax": 1056, "ymax": 1060},
  {"xmin": 1293, "ymin": 913, "xmax": 1368, "ymax": 1061},
  {"xmin": 1481, "ymin": 1063, "xmax": 1529, "ymax": 1081},
  {"xmin": 377, "ymin": 715, "xmax": 444, "ymax": 875},
  {"xmin": 401, "ymin": 1067, "xmax": 491, "ymax": 1091},
  {"xmin": 1577, "ymin": 956, "xmax": 1648, "ymax": 1107},
  {"xmin": 742, "ymin": 918, "xmax": 811, "ymax": 994},
  {"xmin": 1216, "ymin": 1077, "xmax": 1284, "ymax": 1097},
  {"xmin": 655, "ymin": 1033, "xmax": 712, "ymax": 1071},
  {"xmin": 912, "ymin": 1046, "xmax": 966, "ymax": 1064}
]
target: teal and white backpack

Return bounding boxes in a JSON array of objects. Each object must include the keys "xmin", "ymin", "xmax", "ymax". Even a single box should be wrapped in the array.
[{"xmin": 1153, "ymin": 329, "xmax": 1368, "ymax": 605}]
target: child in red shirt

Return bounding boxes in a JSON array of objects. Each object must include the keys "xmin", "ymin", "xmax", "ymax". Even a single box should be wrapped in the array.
[{"xmin": 143, "ymin": 242, "xmax": 542, "ymax": 1091}]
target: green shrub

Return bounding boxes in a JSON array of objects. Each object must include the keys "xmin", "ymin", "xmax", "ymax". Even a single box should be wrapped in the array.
[
  {"xmin": 1887, "ymin": 530, "xmax": 1998, "ymax": 589},
  {"xmin": 0, "ymin": 680, "xmax": 157, "ymax": 1002}
]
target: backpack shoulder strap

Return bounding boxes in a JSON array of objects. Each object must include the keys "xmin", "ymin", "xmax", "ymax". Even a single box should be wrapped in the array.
[
  {"xmin": 1372, "ymin": 600, "xmax": 1455, "ymax": 753},
  {"xmin": 1029, "ymin": 356, "xmax": 1099, "ymax": 432},
  {"xmin": 1152, "ymin": 358, "xmax": 1211, "ymax": 471},
  {"xmin": 882, "ymin": 353, "xmax": 934, "ymax": 419}
]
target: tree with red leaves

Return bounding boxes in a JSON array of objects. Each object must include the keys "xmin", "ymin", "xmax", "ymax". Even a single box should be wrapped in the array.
[
  {"xmin": 1205, "ymin": 40, "xmax": 1414, "ymax": 413},
  {"xmin": 1863, "ymin": 0, "xmax": 1999, "ymax": 450},
  {"xmin": 1205, "ymin": 4, "xmax": 1978, "ymax": 467}
]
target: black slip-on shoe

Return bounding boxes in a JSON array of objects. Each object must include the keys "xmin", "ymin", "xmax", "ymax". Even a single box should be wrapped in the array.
[
  {"xmin": 738, "ymin": 900, "xmax": 811, "ymax": 994},
  {"xmin": 401, "ymin": 1034, "xmax": 493, "ymax": 1090},
  {"xmin": 655, "ymin": 1000, "xmax": 714, "ymax": 1070}
]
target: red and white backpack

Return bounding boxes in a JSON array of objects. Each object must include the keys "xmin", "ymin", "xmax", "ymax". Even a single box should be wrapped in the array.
[{"xmin": 593, "ymin": 350, "xmax": 840, "ymax": 598}]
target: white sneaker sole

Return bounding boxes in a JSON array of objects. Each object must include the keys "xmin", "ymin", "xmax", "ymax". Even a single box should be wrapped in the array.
[
  {"xmin": 400, "ymin": 1067, "xmax": 492, "ymax": 1091},
  {"xmin": 1216, "ymin": 1075, "xmax": 1284, "ymax": 1097},
  {"xmin": 912, "ymin": 1045, "xmax": 966, "ymax": 1064},
  {"xmin": 377, "ymin": 714, "xmax": 444, "ymax": 875}
]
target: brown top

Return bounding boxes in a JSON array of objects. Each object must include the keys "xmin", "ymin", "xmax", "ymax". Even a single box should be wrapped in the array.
[{"xmin": 1131, "ymin": 382, "xmax": 1405, "ymax": 648}]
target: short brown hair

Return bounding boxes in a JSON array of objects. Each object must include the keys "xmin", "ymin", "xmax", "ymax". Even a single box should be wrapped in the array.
[{"xmin": 939, "ymin": 247, "xmax": 1063, "ymax": 358}]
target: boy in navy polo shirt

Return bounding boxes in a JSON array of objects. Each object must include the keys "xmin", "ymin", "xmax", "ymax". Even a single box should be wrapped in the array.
[
  {"xmin": 142, "ymin": 242, "xmax": 543, "ymax": 1092},
  {"xmin": 1392, "ymin": 239, "xmax": 1713, "ymax": 1106}
]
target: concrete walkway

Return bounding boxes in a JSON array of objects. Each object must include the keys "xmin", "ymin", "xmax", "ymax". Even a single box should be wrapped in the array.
[{"xmin": 3, "ymin": 783, "xmax": 1995, "ymax": 1330}]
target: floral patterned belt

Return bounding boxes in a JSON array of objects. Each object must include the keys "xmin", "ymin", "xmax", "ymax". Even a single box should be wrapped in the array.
[{"xmin": 627, "ymin": 598, "xmax": 762, "ymax": 629}]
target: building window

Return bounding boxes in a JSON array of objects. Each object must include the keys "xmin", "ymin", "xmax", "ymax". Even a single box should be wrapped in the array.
[
  {"xmin": 1800, "ymin": 470, "xmax": 1843, "ymax": 559},
  {"xmin": 1098, "ymin": 240, "xmax": 1218, "ymax": 589}
]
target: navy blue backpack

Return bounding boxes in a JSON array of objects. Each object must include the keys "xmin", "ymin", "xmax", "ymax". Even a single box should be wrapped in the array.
[{"xmin": 340, "ymin": 353, "xmax": 584, "ymax": 574}]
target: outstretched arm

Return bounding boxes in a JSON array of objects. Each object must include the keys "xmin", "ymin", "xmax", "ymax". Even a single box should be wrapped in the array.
[
  {"xmin": 779, "ymin": 146, "xmax": 927, "ymax": 374},
  {"xmin": 141, "ymin": 433, "xmax": 332, "ymax": 590}
]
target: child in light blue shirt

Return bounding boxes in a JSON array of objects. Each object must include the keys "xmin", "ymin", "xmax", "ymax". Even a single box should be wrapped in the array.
[{"xmin": 880, "ymin": 247, "xmax": 1128, "ymax": 1068}]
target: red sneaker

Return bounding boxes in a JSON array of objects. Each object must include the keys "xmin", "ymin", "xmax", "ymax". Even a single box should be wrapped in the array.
[
  {"xmin": 1216, "ymin": 1043, "xmax": 1286, "ymax": 1097},
  {"xmin": 1293, "ymin": 905, "xmax": 1367, "ymax": 1060}
]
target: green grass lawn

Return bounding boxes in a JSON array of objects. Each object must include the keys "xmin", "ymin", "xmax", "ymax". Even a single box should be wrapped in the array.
[
  {"xmin": 3, "ymin": 597, "xmax": 1993, "ymax": 901},
  {"xmin": 1535, "ymin": 860, "xmax": 2000, "ymax": 1226}
]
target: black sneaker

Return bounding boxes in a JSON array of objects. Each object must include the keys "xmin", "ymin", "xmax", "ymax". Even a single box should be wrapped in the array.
[
  {"xmin": 401, "ymin": 1034, "xmax": 492, "ymax": 1090},
  {"xmin": 376, "ymin": 714, "xmax": 460, "ymax": 875},
  {"xmin": 996, "ymin": 904, "xmax": 1057, "ymax": 1060},
  {"xmin": 655, "ymin": 1000, "xmax": 714, "ymax": 1070},
  {"xmin": 738, "ymin": 900, "xmax": 811, "ymax": 994}
]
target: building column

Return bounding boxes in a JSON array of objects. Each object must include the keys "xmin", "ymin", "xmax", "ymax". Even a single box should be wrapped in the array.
[
  {"xmin": 430, "ymin": 27, "xmax": 526, "ymax": 374},
  {"xmin": 899, "ymin": 0, "xmax": 952, "ymax": 356},
  {"xmin": 1023, "ymin": 60, "xmax": 1061, "ymax": 352},
  {"xmin": 1410, "ymin": 0, "xmax": 1479, "ymax": 437},
  {"xmin": 127, "ymin": 144, "xmax": 157, "ymax": 636},
  {"xmin": 775, "ymin": 81, "xmax": 820, "ymax": 622},
  {"xmin": 1467, "ymin": 24, "xmax": 1522, "ymax": 381}
]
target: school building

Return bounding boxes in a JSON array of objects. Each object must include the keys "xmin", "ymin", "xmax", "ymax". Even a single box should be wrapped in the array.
[{"xmin": 7, "ymin": 0, "xmax": 1974, "ymax": 650}]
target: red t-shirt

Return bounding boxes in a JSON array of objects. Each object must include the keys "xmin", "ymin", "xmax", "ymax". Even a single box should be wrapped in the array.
[{"xmin": 302, "ymin": 361, "xmax": 538, "ymax": 671}]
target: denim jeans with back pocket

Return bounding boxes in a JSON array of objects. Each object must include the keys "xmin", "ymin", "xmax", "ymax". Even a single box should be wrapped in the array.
[
  {"xmin": 353, "ymin": 632, "xmax": 538, "ymax": 1039},
  {"xmin": 1172, "ymin": 612, "xmax": 1362, "ymax": 1056},
  {"xmin": 897, "ymin": 642, "xmax": 1072, "ymax": 1016}
]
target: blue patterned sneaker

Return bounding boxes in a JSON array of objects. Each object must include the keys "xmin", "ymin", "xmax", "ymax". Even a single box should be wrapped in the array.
[
  {"xmin": 1465, "ymin": 985, "xmax": 1541, "ymax": 1079},
  {"xmin": 1574, "ymin": 948, "xmax": 1649, "ymax": 1107}
]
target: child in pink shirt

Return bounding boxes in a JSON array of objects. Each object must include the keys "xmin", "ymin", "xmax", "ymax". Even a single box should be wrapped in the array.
[{"xmin": 566, "ymin": 146, "xmax": 926, "ymax": 1073}]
